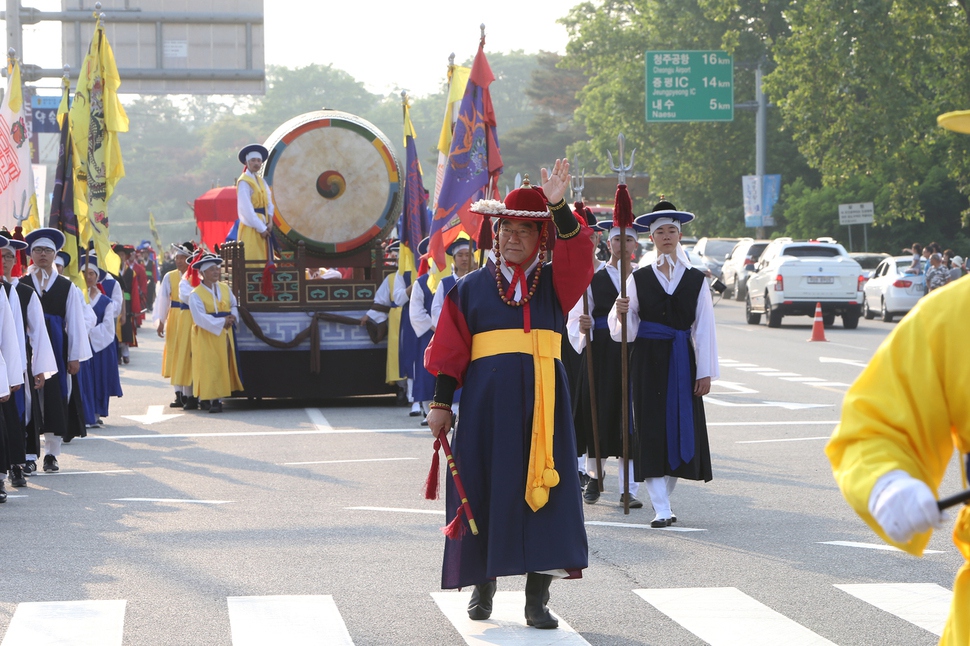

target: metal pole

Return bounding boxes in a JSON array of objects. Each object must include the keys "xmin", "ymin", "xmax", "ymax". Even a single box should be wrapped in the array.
[
  {"xmin": 6, "ymin": 0, "xmax": 22, "ymax": 61},
  {"xmin": 848, "ymin": 225, "xmax": 853, "ymax": 252},
  {"xmin": 863, "ymin": 223, "xmax": 868, "ymax": 252},
  {"xmin": 755, "ymin": 62, "xmax": 767, "ymax": 239}
]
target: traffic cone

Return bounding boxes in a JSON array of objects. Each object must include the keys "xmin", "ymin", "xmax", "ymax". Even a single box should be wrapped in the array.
[{"xmin": 809, "ymin": 302, "xmax": 827, "ymax": 342}]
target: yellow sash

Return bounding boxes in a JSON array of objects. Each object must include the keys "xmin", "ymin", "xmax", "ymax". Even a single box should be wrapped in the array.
[{"xmin": 471, "ymin": 328, "xmax": 562, "ymax": 511}]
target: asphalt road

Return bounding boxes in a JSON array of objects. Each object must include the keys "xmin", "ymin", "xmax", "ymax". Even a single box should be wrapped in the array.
[{"xmin": 0, "ymin": 298, "xmax": 961, "ymax": 645}]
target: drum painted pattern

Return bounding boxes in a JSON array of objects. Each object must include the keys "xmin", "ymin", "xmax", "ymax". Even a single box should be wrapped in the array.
[{"xmin": 263, "ymin": 111, "xmax": 402, "ymax": 258}]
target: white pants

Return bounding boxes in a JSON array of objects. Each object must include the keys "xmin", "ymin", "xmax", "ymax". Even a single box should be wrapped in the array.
[
  {"xmin": 582, "ymin": 456, "xmax": 640, "ymax": 496},
  {"xmin": 43, "ymin": 433, "xmax": 62, "ymax": 457},
  {"xmin": 643, "ymin": 476, "xmax": 678, "ymax": 518}
]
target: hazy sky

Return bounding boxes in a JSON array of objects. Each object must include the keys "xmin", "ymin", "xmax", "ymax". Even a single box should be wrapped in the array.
[{"xmin": 6, "ymin": 0, "xmax": 575, "ymax": 96}]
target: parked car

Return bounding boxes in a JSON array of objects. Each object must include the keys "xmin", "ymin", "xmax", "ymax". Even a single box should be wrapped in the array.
[
  {"xmin": 722, "ymin": 238, "xmax": 770, "ymax": 301},
  {"xmin": 862, "ymin": 256, "xmax": 927, "ymax": 322},
  {"xmin": 693, "ymin": 237, "xmax": 740, "ymax": 280},
  {"xmin": 849, "ymin": 252, "xmax": 891, "ymax": 284},
  {"xmin": 745, "ymin": 238, "xmax": 865, "ymax": 329}
]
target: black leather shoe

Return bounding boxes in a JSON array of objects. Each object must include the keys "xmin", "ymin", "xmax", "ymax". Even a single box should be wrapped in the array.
[
  {"xmin": 578, "ymin": 472, "xmax": 590, "ymax": 489},
  {"xmin": 0, "ymin": 481, "xmax": 7, "ymax": 503},
  {"xmin": 524, "ymin": 573, "xmax": 558, "ymax": 629},
  {"xmin": 23, "ymin": 460, "xmax": 36, "ymax": 476},
  {"xmin": 169, "ymin": 392, "xmax": 184, "ymax": 408},
  {"xmin": 182, "ymin": 396, "xmax": 199, "ymax": 411},
  {"xmin": 650, "ymin": 517, "xmax": 672, "ymax": 528},
  {"xmin": 43, "ymin": 455, "xmax": 59, "ymax": 472},
  {"xmin": 620, "ymin": 494, "xmax": 643, "ymax": 509},
  {"xmin": 10, "ymin": 465, "xmax": 26, "ymax": 487},
  {"xmin": 583, "ymin": 479, "xmax": 600, "ymax": 504},
  {"xmin": 208, "ymin": 400, "xmax": 223, "ymax": 414},
  {"xmin": 467, "ymin": 580, "xmax": 497, "ymax": 620}
]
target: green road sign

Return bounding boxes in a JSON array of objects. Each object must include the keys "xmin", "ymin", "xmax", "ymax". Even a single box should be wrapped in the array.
[{"xmin": 645, "ymin": 50, "xmax": 733, "ymax": 123}]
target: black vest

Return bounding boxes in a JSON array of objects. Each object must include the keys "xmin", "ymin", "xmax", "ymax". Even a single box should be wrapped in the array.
[
  {"xmin": 590, "ymin": 268, "xmax": 620, "ymax": 319},
  {"xmin": 21, "ymin": 273, "xmax": 72, "ymax": 319},
  {"xmin": 632, "ymin": 266, "xmax": 706, "ymax": 331}
]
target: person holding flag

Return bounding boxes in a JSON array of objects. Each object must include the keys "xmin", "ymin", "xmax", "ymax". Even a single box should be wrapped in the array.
[
  {"xmin": 610, "ymin": 200, "xmax": 719, "ymax": 527},
  {"xmin": 425, "ymin": 164, "xmax": 593, "ymax": 629}
]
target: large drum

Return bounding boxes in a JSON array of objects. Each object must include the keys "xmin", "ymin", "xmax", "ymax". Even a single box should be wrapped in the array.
[{"xmin": 262, "ymin": 110, "xmax": 403, "ymax": 259}]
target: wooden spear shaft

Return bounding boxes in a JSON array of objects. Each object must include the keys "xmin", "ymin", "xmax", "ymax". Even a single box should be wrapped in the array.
[
  {"xmin": 619, "ymin": 235, "xmax": 630, "ymax": 515},
  {"xmin": 583, "ymin": 293, "xmax": 604, "ymax": 492}
]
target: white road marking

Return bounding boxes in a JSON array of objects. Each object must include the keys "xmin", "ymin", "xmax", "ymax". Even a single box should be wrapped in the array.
[
  {"xmin": 709, "ymin": 421, "xmax": 840, "ymax": 427},
  {"xmin": 710, "ymin": 381, "xmax": 759, "ymax": 394},
  {"xmin": 432, "ymin": 591, "xmax": 589, "ymax": 645},
  {"xmin": 35, "ymin": 469, "xmax": 134, "ymax": 475},
  {"xmin": 634, "ymin": 587, "xmax": 837, "ymax": 645},
  {"xmin": 113, "ymin": 498, "xmax": 233, "ymax": 504},
  {"xmin": 819, "ymin": 541, "xmax": 944, "ymax": 554},
  {"xmin": 227, "ymin": 595, "xmax": 354, "ymax": 645},
  {"xmin": 586, "ymin": 521, "xmax": 705, "ymax": 532},
  {"xmin": 725, "ymin": 363, "xmax": 759, "ymax": 368},
  {"xmin": 737, "ymin": 366, "xmax": 776, "ymax": 372},
  {"xmin": 738, "ymin": 436, "xmax": 830, "ymax": 444},
  {"xmin": 121, "ymin": 404, "xmax": 182, "ymax": 425},
  {"xmin": 834, "ymin": 583, "xmax": 952, "ymax": 636},
  {"xmin": 0, "ymin": 600, "xmax": 126, "ymax": 646},
  {"xmin": 819, "ymin": 357, "xmax": 869, "ymax": 369},
  {"xmin": 809, "ymin": 382, "xmax": 851, "ymax": 388},
  {"xmin": 706, "ymin": 397, "xmax": 828, "ymax": 410},
  {"xmin": 305, "ymin": 408, "xmax": 332, "ymax": 431},
  {"xmin": 90, "ymin": 428, "xmax": 424, "ymax": 440},
  {"xmin": 345, "ymin": 506, "xmax": 445, "ymax": 515},
  {"xmin": 284, "ymin": 457, "xmax": 418, "ymax": 465}
]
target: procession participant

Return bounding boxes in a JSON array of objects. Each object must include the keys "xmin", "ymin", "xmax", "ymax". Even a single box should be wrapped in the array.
[
  {"xmin": 173, "ymin": 248, "xmax": 204, "ymax": 410},
  {"xmin": 187, "ymin": 253, "xmax": 242, "ymax": 414},
  {"xmin": 235, "ymin": 143, "xmax": 274, "ymax": 263},
  {"xmin": 0, "ymin": 232, "xmax": 55, "ymax": 481},
  {"xmin": 138, "ymin": 242, "xmax": 157, "ymax": 310},
  {"xmin": 80, "ymin": 253, "xmax": 122, "ymax": 426},
  {"xmin": 130, "ymin": 247, "xmax": 148, "ymax": 327},
  {"xmin": 153, "ymin": 242, "xmax": 194, "ymax": 407},
  {"xmin": 826, "ymin": 276, "xmax": 969, "ymax": 645},
  {"xmin": 609, "ymin": 201, "xmax": 718, "ymax": 528},
  {"xmin": 425, "ymin": 164, "xmax": 593, "ymax": 629},
  {"xmin": 54, "ymin": 250, "xmax": 71, "ymax": 272},
  {"xmin": 21, "ymin": 228, "xmax": 93, "ymax": 472},
  {"xmin": 408, "ymin": 237, "xmax": 435, "ymax": 423},
  {"xmin": 361, "ymin": 241, "xmax": 409, "ymax": 390},
  {"xmin": 0, "ymin": 237, "xmax": 23, "ymax": 496},
  {"xmin": 112, "ymin": 243, "xmax": 137, "ymax": 364},
  {"xmin": 569, "ymin": 219, "xmax": 643, "ymax": 507}
]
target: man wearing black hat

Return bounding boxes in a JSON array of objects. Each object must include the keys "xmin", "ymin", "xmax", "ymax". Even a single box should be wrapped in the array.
[
  {"xmin": 153, "ymin": 242, "xmax": 194, "ymax": 407},
  {"xmin": 610, "ymin": 201, "xmax": 719, "ymax": 527},
  {"xmin": 112, "ymin": 243, "xmax": 137, "ymax": 364},
  {"xmin": 236, "ymin": 143, "xmax": 274, "ymax": 263},
  {"xmin": 424, "ymin": 162, "xmax": 593, "ymax": 630}
]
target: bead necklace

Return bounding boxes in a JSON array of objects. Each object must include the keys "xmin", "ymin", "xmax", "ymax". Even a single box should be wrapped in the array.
[{"xmin": 494, "ymin": 239, "xmax": 546, "ymax": 307}]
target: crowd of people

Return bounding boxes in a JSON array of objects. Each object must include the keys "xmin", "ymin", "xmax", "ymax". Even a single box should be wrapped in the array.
[{"xmin": 905, "ymin": 241, "xmax": 966, "ymax": 292}]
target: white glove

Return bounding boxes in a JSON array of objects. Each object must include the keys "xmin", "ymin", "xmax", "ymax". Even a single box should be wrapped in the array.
[{"xmin": 869, "ymin": 470, "xmax": 947, "ymax": 543}]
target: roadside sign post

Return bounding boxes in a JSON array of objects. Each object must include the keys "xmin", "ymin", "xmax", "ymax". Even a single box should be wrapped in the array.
[{"xmin": 838, "ymin": 202, "xmax": 874, "ymax": 252}]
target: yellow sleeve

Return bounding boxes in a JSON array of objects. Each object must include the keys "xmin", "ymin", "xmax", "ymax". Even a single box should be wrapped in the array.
[{"xmin": 826, "ymin": 279, "xmax": 970, "ymax": 555}]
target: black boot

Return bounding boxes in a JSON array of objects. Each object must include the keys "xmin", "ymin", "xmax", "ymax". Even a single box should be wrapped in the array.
[
  {"xmin": 10, "ymin": 465, "xmax": 26, "ymax": 487},
  {"xmin": 467, "ymin": 580, "xmax": 497, "ymax": 620},
  {"xmin": 524, "ymin": 573, "xmax": 558, "ymax": 629},
  {"xmin": 0, "ymin": 481, "xmax": 6, "ymax": 503},
  {"xmin": 583, "ymin": 479, "xmax": 600, "ymax": 504},
  {"xmin": 170, "ymin": 392, "xmax": 184, "ymax": 408},
  {"xmin": 182, "ymin": 396, "xmax": 199, "ymax": 411}
]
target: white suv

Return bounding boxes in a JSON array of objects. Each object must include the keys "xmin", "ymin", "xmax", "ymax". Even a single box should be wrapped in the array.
[{"xmin": 745, "ymin": 238, "xmax": 865, "ymax": 329}]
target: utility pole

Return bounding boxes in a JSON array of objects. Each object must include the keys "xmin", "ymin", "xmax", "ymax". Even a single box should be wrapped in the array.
[
  {"xmin": 6, "ymin": 0, "xmax": 22, "ymax": 62},
  {"xmin": 755, "ymin": 61, "xmax": 767, "ymax": 239}
]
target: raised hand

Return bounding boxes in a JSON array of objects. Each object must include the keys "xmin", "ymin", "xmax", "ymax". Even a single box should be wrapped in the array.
[{"xmin": 540, "ymin": 159, "xmax": 570, "ymax": 205}]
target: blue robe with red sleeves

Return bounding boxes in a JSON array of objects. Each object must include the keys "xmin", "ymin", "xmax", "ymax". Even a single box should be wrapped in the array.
[{"xmin": 426, "ymin": 228, "xmax": 594, "ymax": 589}]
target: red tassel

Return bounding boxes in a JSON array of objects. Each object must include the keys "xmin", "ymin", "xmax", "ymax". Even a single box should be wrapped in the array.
[
  {"xmin": 441, "ymin": 505, "xmax": 468, "ymax": 540},
  {"xmin": 424, "ymin": 439, "xmax": 441, "ymax": 500},
  {"xmin": 260, "ymin": 261, "xmax": 275, "ymax": 297},
  {"xmin": 613, "ymin": 184, "xmax": 634, "ymax": 229},
  {"xmin": 477, "ymin": 215, "xmax": 493, "ymax": 251},
  {"xmin": 12, "ymin": 226, "xmax": 24, "ymax": 277}
]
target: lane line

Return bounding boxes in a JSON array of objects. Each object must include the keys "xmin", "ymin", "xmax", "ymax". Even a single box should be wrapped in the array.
[
  {"xmin": 586, "ymin": 521, "xmax": 705, "ymax": 532},
  {"xmin": 432, "ymin": 591, "xmax": 589, "ymax": 645},
  {"xmin": 33, "ymin": 469, "xmax": 134, "ymax": 475},
  {"xmin": 737, "ymin": 436, "xmax": 830, "ymax": 444},
  {"xmin": 305, "ymin": 408, "xmax": 332, "ymax": 431},
  {"xmin": 113, "ymin": 498, "xmax": 233, "ymax": 504},
  {"xmin": 89, "ymin": 428, "xmax": 424, "ymax": 440},
  {"xmin": 834, "ymin": 583, "xmax": 952, "ymax": 637},
  {"xmin": 284, "ymin": 457, "xmax": 418, "ymax": 466},
  {"xmin": 227, "ymin": 595, "xmax": 354, "ymax": 645},
  {"xmin": 0, "ymin": 600, "xmax": 126, "ymax": 646},
  {"xmin": 819, "ymin": 541, "xmax": 945, "ymax": 554},
  {"xmin": 634, "ymin": 587, "xmax": 837, "ymax": 645},
  {"xmin": 345, "ymin": 506, "xmax": 445, "ymax": 515}
]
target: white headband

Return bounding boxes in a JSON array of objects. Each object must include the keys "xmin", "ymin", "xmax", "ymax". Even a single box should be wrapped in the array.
[
  {"xmin": 54, "ymin": 255, "xmax": 66, "ymax": 266},
  {"xmin": 608, "ymin": 227, "xmax": 638, "ymax": 241},
  {"xmin": 649, "ymin": 217, "xmax": 682, "ymax": 236},
  {"xmin": 31, "ymin": 237, "xmax": 58, "ymax": 251},
  {"xmin": 245, "ymin": 151, "xmax": 263, "ymax": 162},
  {"xmin": 194, "ymin": 259, "xmax": 221, "ymax": 271}
]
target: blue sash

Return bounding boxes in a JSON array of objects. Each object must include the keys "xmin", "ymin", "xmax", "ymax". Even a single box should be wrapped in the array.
[
  {"xmin": 170, "ymin": 299, "xmax": 180, "ymax": 309},
  {"xmin": 593, "ymin": 316, "xmax": 609, "ymax": 330},
  {"xmin": 637, "ymin": 320, "xmax": 694, "ymax": 470},
  {"xmin": 179, "ymin": 302, "xmax": 190, "ymax": 310}
]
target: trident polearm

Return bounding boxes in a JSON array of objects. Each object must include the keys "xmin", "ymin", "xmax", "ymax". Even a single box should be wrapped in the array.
[
  {"xmin": 570, "ymin": 157, "xmax": 585, "ymax": 203},
  {"xmin": 609, "ymin": 133, "xmax": 635, "ymax": 514}
]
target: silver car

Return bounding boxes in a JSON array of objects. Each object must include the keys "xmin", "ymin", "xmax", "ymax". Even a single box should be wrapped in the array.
[
  {"xmin": 862, "ymin": 256, "xmax": 926, "ymax": 322},
  {"xmin": 722, "ymin": 238, "xmax": 770, "ymax": 301}
]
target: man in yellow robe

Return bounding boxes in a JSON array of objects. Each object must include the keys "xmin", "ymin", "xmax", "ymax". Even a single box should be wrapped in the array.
[
  {"xmin": 827, "ymin": 275, "xmax": 970, "ymax": 645},
  {"xmin": 235, "ymin": 143, "xmax": 274, "ymax": 263},
  {"xmin": 152, "ymin": 242, "xmax": 193, "ymax": 407},
  {"xmin": 187, "ymin": 253, "xmax": 243, "ymax": 414}
]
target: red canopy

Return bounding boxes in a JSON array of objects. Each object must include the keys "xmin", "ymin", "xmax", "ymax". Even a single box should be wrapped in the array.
[{"xmin": 194, "ymin": 186, "xmax": 237, "ymax": 250}]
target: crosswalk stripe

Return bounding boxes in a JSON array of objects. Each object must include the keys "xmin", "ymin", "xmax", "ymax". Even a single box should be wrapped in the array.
[
  {"xmin": 432, "ymin": 591, "xmax": 589, "ymax": 645},
  {"xmin": 0, "ymin": 600, "xmax": 126, "ymax": 646},
  {"xmin": 227, "ymin": 595, "xmax": 354, "ymax": 645},
  {"xmin": 634, "ymin": 587, "xmax": 836, "ymax": 645},
  {"xmin": 834, "ymin": 583, "xmax": 952, "ymax": 637}
]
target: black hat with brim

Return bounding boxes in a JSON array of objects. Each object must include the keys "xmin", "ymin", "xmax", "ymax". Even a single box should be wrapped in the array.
[{"xmin": 238, "ymin": 143, "xmax": 269, "ymax": 165}]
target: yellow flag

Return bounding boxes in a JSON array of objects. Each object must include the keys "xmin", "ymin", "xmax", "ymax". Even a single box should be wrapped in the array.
[
  {"xmin": 432, "ymin": 64, "xmax": 470, "ymax": 211},
  {"xmin": 0, "ymin": 58, "xmax": 39, "ymax": 233},
  {"xmin": 70, "ymin": 17, "xmax": 128, "ymax": 265}
]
